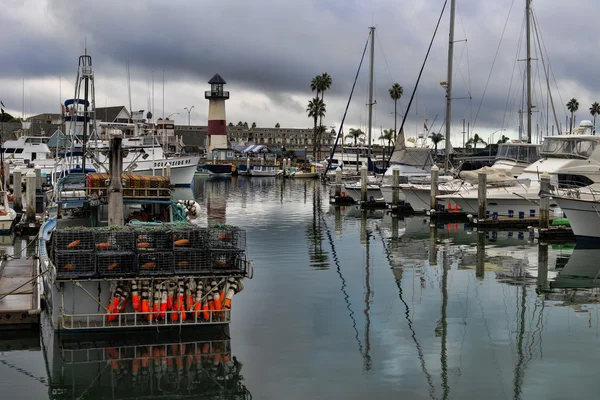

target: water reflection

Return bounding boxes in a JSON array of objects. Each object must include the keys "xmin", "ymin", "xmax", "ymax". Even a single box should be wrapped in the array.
[{"xmin": 42, "ymin": 327, "xmax": 251, "ymax": 400}]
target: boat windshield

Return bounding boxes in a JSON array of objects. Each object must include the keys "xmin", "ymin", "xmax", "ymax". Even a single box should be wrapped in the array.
[
  {"xmin": 496, "ymin": 144, "xmax": 540, "ymax": 163},
  {"xmin": 540, "ymin": 138, "xmax": 598, "ymax": 159}
]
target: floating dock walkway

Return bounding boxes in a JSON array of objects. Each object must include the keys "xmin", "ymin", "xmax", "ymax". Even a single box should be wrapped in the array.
[{"xmin": 0, "ymin": 257, "xmax": 41, "ymax": 329}]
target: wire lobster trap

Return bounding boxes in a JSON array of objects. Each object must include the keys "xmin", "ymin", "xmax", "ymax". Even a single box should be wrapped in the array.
[
  {"xmin": 137, "ymin": 252, "xmax": 174, "ymax": 276},
  {"xmin": 93, "ymin": 230, "xmax": 135, "ymax": 252},
  {"xmin": 133, "ymin": 229, "xmax": 173, "ymax": 252},
  {"xmin": 53, "ymin": 230, "xmax": 95, "ymax": 251},
  {"xmin": 207, "ymin": 228, "xmax": 246, "ymax": 251},
  {"xmin": 209, "ymin": 250, "xmax": 246, "ymax": 275},
  {"xmin": 55, "ymin": 250, "xmax": 96, "ymax": 279},
  {"xmin": 96, "ymin": 251, "xmax": 138, "ymax": 277},
  {"xmin": 173, "ymin": 249, "xmax": 210, "ymax": 274},
  {"xmin": 171, "ymin": 227, "xmax": 208, "ymax": 250}
]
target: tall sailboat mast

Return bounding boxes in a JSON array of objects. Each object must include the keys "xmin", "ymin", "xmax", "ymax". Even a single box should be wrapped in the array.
[
  {"xmin": 444, "ymin": 0, "xmax": 456, "ymax": 172},
  {"xmin": 526, "ymin": 0, "xmax": 532, "ymax": 143},
  {"xmin": 367, "ymin": 26, "xmax": 375, "ymax": 161}
]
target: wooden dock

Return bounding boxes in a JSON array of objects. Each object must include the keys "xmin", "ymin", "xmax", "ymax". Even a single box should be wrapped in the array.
[{"xmin": 0, "ymin": 257, "xmax": 41, "ymax": 330}]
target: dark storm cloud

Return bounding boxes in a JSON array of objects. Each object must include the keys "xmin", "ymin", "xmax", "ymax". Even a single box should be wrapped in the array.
[{"xmin": 0, "ymin": 0, "xmax": 596, "ymax": 137}]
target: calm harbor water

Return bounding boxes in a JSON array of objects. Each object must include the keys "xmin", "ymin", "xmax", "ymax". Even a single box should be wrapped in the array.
[{"xmin": 2, "ymin": 176, "xmax": 600, "ymax": 399}]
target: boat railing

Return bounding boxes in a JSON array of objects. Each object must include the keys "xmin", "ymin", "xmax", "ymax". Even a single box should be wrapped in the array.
[
  {"xmin": 60, "ymin": 308, "xmax": 231, "ymax": 330},
  {"xmin": 553, "ymin": 185, "xmax": 600, "ymax": 201}
]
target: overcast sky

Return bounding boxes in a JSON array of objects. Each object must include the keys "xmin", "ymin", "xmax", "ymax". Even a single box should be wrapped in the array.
[{"xmin": 0, "ymin": 0, "xmax": 597, "ymax": 146}]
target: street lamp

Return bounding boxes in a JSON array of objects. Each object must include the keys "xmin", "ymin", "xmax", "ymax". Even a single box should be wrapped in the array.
[
  {"xmin": 184, "ymin": 106, "xmax": 195, "ymax": 126},
  {"xmin": 167, "ymin": 112, "xmax": 179, "ymax": 120}
]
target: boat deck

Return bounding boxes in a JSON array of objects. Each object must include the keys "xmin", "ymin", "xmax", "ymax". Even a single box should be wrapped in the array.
[{"xmin": 0, "ymin": 257, "xmax": 40, "ymax": 329}]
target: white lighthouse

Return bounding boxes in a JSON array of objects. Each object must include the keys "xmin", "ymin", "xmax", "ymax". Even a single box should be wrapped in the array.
[{"xmin": 205, "ymin": 73, "xmax": 229, "ymax": 160}]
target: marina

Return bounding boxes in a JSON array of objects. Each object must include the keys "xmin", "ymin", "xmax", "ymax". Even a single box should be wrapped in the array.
[{"xmin": 5, "ymin": 0, "xmax": 600, "ymax": 398}]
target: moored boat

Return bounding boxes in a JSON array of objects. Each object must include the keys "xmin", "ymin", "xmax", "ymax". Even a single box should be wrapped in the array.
[{"xmin": 249, "ymin": 164, "xmax": 280, "ymax": 177}]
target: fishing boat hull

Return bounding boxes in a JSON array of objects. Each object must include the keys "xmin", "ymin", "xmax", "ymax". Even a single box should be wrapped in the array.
[
  {"xmin": 202, "ymin": 164, "xmax": 233, "ymax": 176},
  {"xmin": 291, "ymin": 171, "xmax": 319, "ymax": 179},
  {"xmin": 437, "ymin": 187, "xmax": 551, "ymax": 216},
  {"xmin": 134, "ymin": 157, "xmax": 200, "ymax": 186}
]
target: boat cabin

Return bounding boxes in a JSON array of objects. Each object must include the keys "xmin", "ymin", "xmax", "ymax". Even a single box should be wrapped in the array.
[{"xmin": 495, "ymin": 142, "xmax": 540, "ymax": 164}]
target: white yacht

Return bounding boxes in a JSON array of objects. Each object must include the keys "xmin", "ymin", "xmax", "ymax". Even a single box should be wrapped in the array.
[
  {"xmin": 391, "ymin": 142, "xmax": 541, "ymax": 213},
  {"xmin": 3, "ymin": 136, "xmax": 59, "ymax": 176},
  {"xmin": 438, "ymin": 124, "xmax": 600, "ymax": 216},
  {"xmin": 553, "ymin": 187, "xmax": 600, "ymax": 240}
]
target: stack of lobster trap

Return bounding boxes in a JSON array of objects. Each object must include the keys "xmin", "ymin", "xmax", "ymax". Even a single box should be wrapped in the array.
[{"xmin": 52, "ymin": 225, "xmax": 247, "ymax": 280}]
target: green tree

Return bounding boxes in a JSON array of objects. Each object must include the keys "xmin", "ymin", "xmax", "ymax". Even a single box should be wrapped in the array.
[
  {"xmin": 429, "ymin": 132, "xmax": 445, "ymax": 153},
  {"xmin": 243, "ymin": 122, "xmax": 248, "ymax": 127},
  {"xmin": 251, "ymin": 122, "xmax": 256, "ymax": 128},
  {"xmin": 497, "ymin": 135, "xmax": 510, "ymax": 144},
  {"xmin": 590, "ymin": 102, "xmax": 600, "ymax": 134},
  {"xmin": 389, "ymin": 83, "xmax": 403, "ymax": 143},
  {"xmin": 237, "ymin": 121, "xmax": 243, "ymax": 126},
  {"xmin": 275, "ymin": 122, "xmax": 280, "ymax": 128},
  {"xmin": 466, "ymin": 133, "xmax": 486, "ymax": 150},
  {"xmin": 379, "ymin": 129, "xmax": 395, "ymax": 165},
  {"xmin": 567, "ymin": 98, "xmax": 579, "ymax": 133},
  {"xmin": 307, "ymin": 97, "xmax": 326, "ymax": 161},
  {"xmin": 347, "ymin": 128, "xmax": 365, "ymax": 171},
  {"xmin": 228, "ymin": 122, "xmax": 234, "ymax": 127}
]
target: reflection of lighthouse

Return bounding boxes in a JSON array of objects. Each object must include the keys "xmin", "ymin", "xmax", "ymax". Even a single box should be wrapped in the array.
[{"xmin": 205, "ymin": 73, "xmax": 229, "ymax": 160}]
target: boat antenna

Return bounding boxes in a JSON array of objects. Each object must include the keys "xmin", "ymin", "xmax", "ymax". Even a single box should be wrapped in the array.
[{"xmin": 384, "ymin": 0, "xmax": 449, "ymax": 168}]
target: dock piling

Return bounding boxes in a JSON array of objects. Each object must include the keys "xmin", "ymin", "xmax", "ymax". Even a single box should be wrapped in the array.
[
  {"xmin": 13, "ymin": 167, "xmax": 22, "ymax": 213},
  {"xmin": 539, "ymin": 172, "xmax": 551, "ymax": 229},
  {"xmin": 430, "ymin": 165, "xmax": 439, "ymax": 212},
  {"xmin": 361, "ymin": 165, "xmax": 368, "ymax": 203},
  {"xmin": 34, "ymin": 166, "xmax": 42, "ymax": 190},
  {"xmin": 477, "ymin": 172, "xmax": 487, "ymax": 220},
  {"xmin": 476, "ymin": 231, "xmax": 485, "ymax": 279},
  {"xmin": 25, "ymin": 170, "xmax": 36, "ymax": 223},
  {"xmin": 335, "ymin": 167, "xmax": 342, "ymax": 197},
  {"xmin": 392, "ymin": 166, "xmax": 400, "ymax": 206}
]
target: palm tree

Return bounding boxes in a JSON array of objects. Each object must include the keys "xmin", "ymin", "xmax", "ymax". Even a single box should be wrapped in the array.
[
  {"xmin": 429, "ymin": 132, "xmax": 445, "ymax": 153},
  {"xmin": 379, "ymin": 129, "xmax": 395, "ymax": 165},
  {"xmin": 590, "ymin": 102, "xmax": 600, "ymax": 134},
  {"xmin": 275, "ymin": 122, "xmax": 280, "ymax": 128},
  {"xmin": 347, "ymin": 128, "xmax": 365, "ymax": 171},
  {"xmin": 317, "ymin": 73, "xmax": 332, "ymax": 160},
  {"xmin": 567, "ymin": 98, "xmax": 579, "ymax": 133},
  {"xmin": 466, "ymin": 133, "xmax": 487, "ymax": 150},
  {"xmin": 497, "ymin": 135, "xmax": 510, "ymax": 144},
  {"xmin": 389, "ymin": 83, "xmax": 403, "ymax": 143},
  {"xmin": 307, "ymin": 97, "xmax": 326, "ymax": 160}
]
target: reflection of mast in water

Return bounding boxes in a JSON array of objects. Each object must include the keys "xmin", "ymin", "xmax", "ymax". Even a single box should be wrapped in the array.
[
  {"xmin": 361, "ymin": 209, "xmax": 372, "ymax": 371},
  {"xmin": 320, "ymin": 210, "xmax": 364, "ymax": 358},
  {"xmin": 438, "ymin": 245, "xmax": 450, "ymax": 400},
  {"xmin": 379, "ymin": 227, "xmax": 437, "ymax": 399},
  {"xmin": 307, "ymin": 184, "xmax": 328, "ymax": 268},
  {"xmin": 513, "ymin": 286, "xmax": 527, "ymax": 400}
]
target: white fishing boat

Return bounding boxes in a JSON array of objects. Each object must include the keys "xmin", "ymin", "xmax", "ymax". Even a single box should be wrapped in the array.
[
  {"xmin": 291, "ymin": 170, "xmax": 319, "ymax": 179},
  {"xmin": 249, "ymin": 164, "xmax": 280, "ymax": 177},
  {"xmin": 0, "ymin": 186, "xmax": 16, "ymax": 234},
  {"xmin": 343, "ymin": 182, "xmax": 384, "ymax": 202}
]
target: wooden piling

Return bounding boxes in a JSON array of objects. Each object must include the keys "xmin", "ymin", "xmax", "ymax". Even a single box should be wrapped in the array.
[
  {"xmin": 13, "ymin": 167, "xmax": 22, "ymax": 213},
  {"xmin": 476, "ymin": 231, "xmax": 485, "ymax": 279},
  {"xmin": 477, "ymin": 172, "xmax": 487, "ymax": 220},
  {"xmin": 34, "ymin": 166, "xmax": 42, "ymax": 190},
  {"xmin": 539, "ymin": 172, "xmax": 551, "ymax": 230},
  {"xmin": 25, "ymin": 170, "xmax": 36, "ymax": 223},
  {"xmin": 360, "ymin": 165, "xmax": 368, "ymax": 203},
  {"xmin": 430, "ymin": 165, "xmax": 439, "ymax": 212},
  {"xmin": 335, "ymin": 167, "xmax": 342, "ymax": 197}
]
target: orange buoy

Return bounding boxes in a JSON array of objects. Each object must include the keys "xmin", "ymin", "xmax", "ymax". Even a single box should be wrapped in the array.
[
  {"xmin": 185, "ymin": 279, "xmax": 195, "ymax": 312},
  {"xmin": 174, "ymin": 239, "xmax": 190, "ymax": 247},
  {"xmin": 107, "ymin": 285, "xmax": 122, "ymax": 322},
  {"xmin": 212, "ymin": 281, "xmax": 222, "ymax": 311},
  {"xmin": 141, "ymin": 281, "xmax": 151, "ymax": 322},
  {"xmin": 96, "ymin": 242, "xmax": 111, "ymax": 249},
  {"xmin": 223, "ymin": 278, "xmax": 238, "ymax": 310},
  {"xmin": 194, "ymin": 280, "xmax": 203, "ymax": 318},
  {"xmin": 67, "ymin": 240, "xmax": 81, "ymax": 249},
  {"xmin": 131, "ymin": 280, "xmax": 141, "ymax": 312},
  {"xmin": 177, "ymin": 280, "xmax": 186, "ymax": 321},
  {"xmin": 159, "ymin": 283, "xmax": 167, "ymax": 319},
  {"xmin": 201, "ymin": 298, "xmax": 209, "ymax": 320},
  {"xmin": 152, "ymin": 283, "xmax": 161, "ymax": 319}
]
